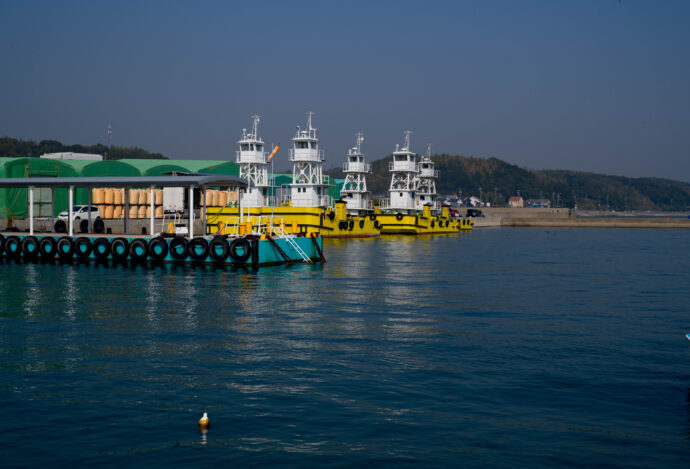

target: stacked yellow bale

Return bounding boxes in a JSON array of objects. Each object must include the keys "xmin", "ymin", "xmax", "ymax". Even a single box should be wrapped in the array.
[{"xmin": 89, "ymin": 187, "xmax": 165, "ymax": 219}]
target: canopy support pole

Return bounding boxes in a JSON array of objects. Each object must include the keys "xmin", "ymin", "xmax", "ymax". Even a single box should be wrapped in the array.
[
  {"xmin": 189, "ymin": 185, "xmax": 194, "ymax": 238},
  {"xmin": 50, "ymin": 188, "xmax": 55, "ymax": 233},
  {"xmin": 28, "ymin": 185, "xmax": 34, "ymax": 235},
  {"xmin": 125, "ymin": 188, "xmax": 130, "ymax": 235},
  {"xmin": 68, "ymin": 185, "xmax": 74, "ymax": 236},
  {"xmin": 87, "ymin": 186, "xmax": 92, "ymax": 234},
  {"xmin": 202, "ymin": 186, "xmax": 207, "ymax": 235},
  {"xmin": 150, "ymin": 185, "xmax": 155, "ymax": 237}
]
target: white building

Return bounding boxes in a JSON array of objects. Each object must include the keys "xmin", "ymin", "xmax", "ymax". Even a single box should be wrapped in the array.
[{"xmin": 40, "ymin": 152, "xmax": 103, "ymax": 161}]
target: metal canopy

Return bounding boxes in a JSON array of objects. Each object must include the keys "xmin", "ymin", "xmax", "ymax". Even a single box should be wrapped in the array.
[{"xmin": 0, "ymin": 174, "xmax": 247, "ymax": 188}]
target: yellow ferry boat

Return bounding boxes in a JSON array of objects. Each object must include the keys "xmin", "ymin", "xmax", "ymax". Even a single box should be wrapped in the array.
[{"xmin": 206, "ymin": 114, "xmax": 378, "ymax": 238}]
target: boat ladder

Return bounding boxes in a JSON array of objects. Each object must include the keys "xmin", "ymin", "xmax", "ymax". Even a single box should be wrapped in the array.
[{"xmin": 274, "ymin": 226, "xmax": 312, "ymax": 263}]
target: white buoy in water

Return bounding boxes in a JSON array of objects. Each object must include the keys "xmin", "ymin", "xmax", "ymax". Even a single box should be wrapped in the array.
[{"xmin": 199, "ymin": 412, "xmax": 210, "ymax": 429}]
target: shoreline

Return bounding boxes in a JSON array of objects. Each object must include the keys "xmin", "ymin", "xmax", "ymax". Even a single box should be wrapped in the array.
[{"xmin": 470, "ymin": 207, "xmax": 690, "ymax": 229}]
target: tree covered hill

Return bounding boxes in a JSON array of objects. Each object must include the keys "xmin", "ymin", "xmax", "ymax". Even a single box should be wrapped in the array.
[
  {"xmin": 326, "ymin": 154, "xmax": 690, "ymax": 211},
  {"xmin": 0, "ymin": 137, "xmax": 167, "ymax": 160}
]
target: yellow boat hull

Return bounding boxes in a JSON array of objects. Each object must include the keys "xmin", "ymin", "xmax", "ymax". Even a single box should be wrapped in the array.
[
  {"xmin": 206, "ymin": 206, "xmax": 380, "ymax": 238},
  {"xmin": 375, "ymin": 213, "xmax": 472, "ymax": 235}
]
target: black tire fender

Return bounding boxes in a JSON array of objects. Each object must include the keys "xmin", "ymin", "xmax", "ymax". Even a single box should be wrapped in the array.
[
  {"xmin": 396, "ymin": 212, "xmax": 403, "ymax": 221},
  {"xmin": 0, "ymin": 233, "xmax": 5, "ymax": 255},
  {"xmin": 129, "ymin": 238, "xmax": 148, "ymax": 262},
  {"xmin": 359, "ymin": 219, "xmax": 364, "ymax": 229},
  {"xmin": 92, "ymin": 238, "xmax": 111, "ymax": 259},
  {"xmin": 56, "ymin": 236, "xmax": 75, "ymax": 259},
  {"xmin": 21, "ymin": 236, "xmax": 39, "ymax": 258},
  {"xmin": 229, "ymin": 238, "xmax": 251, "ymax": 262},
  {"xmin": 208, "ymin": 237, "xmax": 229, "ymax": 262},
  {"xmin": 348, "ymin": 219, "xmax": 354, "ymax": 231},
  {"xmin": 369, "ymin": 214, "xmax": 376, "ymax": 221},
  {"xmin": 5, "ymin": 236, "xmax": 22, "ymax": 257},
  {"xmin": 148, "ymin": 237, "xmax": 168, "ymax": 261},
  {"xmin": 54, "ymin": 219, "xmax": 67, "ymax": 233},
  {"xmin": 110, "ymin": 237, "xmax": 129, "ymax": 261},
  {"xmin": 168, "ymin": 237, "xmax": 189, "ymax": 260},
  {"xmin": 188, "ymin": 237, "xmax": 209, "ymax": 261},
  {"xmin": 75, "ymin": 237, "xmax": 93, "ymax": 257},
  {"xmin": 93, "ymin": 218, "xmax": 105, "ymax": 234},
  {"xmin": 39, "ymin": 237, "xmax": 57, "ymax": 258}
]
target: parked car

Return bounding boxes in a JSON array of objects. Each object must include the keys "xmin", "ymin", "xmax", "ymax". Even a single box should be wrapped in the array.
[
  {"xmin": 466, "ymin": 208, "xmax": 485, "ymax": 217},
  {"xmin": 57, "ymin": 205, "xmax": 101, "ymax": 221}
]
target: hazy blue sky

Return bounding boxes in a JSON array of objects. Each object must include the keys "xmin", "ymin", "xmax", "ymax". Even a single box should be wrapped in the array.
[{"xmin": 1, "ymin": 0, "xmax": 689, "ymax": 180}]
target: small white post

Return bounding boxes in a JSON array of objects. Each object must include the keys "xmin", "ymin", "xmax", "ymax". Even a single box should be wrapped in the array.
[
  {"xmin": 150, "ymin": 185, "xmax": 155, "ymax": 237},
  {"xmin": 189, "ymin": 185, "xmax": 194, "ymax": 238},
  {"xmin": 29, "ymin": 186, "xmax": 34, "ymax": 235},
  {"xmin": 68, "ymin": 185, "xmax": 74, "ymax": 236}
]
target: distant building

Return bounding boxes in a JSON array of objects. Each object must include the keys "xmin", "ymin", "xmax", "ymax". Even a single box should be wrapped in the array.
[
  {"xmin": 40, "ymin": 152, "xmax": 103, "ymax": 161},
  {"xmin": 508, "ymin": 196, "xmax": 524, "ymax": 208},
  {"xmin": 525, "ymin": 199, "xmax": 551, "ymax": 208}
]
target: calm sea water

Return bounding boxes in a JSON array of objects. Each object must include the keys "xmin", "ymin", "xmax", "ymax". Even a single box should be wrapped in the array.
[{"xmin": 0, "ymin": 228, "xmax": 689, "ymax": 467}]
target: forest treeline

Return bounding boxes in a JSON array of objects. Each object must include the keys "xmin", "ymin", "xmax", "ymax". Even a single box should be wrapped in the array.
[
  {"xmin": 0, "ymin": 137, "xmax": 167, "ymax": 160},
  {"xmin": 326, "ymin": 154, "xmax": 690, "ymax": 211}
]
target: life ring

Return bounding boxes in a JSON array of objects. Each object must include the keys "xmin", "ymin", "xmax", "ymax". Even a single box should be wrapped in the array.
[
  {"xmin": 110, "ymin": 237, "xmax": 129, "ymax": 261},
  {"xmin": 54, "ymin": 219, "xmax": 67, "ymax": 233},
  {"xmin": 369, "ymin": 214, "xmax": 376, "ymax": 221},
  {"xmin": 75, "ymin": 237, "xmax": 93, "ymax": 258},
  {"xmin": 373, "ymin": 220, "xmax": 380, "ymax": 229},
  {"xmin": 39, "ymin": 237, "xmax": 57, "ymax": 259},
  {"xmin": 168, "ymin": 237, "xmax": 188, "ymax": 260},
  {"xmin": 93, "ymin": 218, "xmax": 105, "ymax": 234},
  {"xmin": 348, "ymin": 219, "xmax": 354, "ymax": 231},
  {"xmin": 56, "ymin": 236, "xmax": 75, "ymax": 259},
  {"xmin": 92, "ymin": 238, "xmax": 111, "ymax": 259},
  {"xmin": 208, "ymin": 237, "xmax": 229, "ymax": 262},
  {"xmin": 188, "ymin": 237, "xmax": 209, "ymax": 261},
  {"xmin": 21, "ymin": 236, "xmax": 39, "ymax": 258},
  {"xmin": 396, "ymin": 213, "xmax": 403, "ymax": 221},
  {"xmin": 229, "ymin": 238, "xmax": 251, "ymax": 262},
  {"xmin": 148, "ymin": 236, "xmax": 169, "ymax": 261},
  {"xmin": 129, "ymin": 239, "xmax": 149, "ymax": 262},
  {"xmin": 359, "ymin": 220, "xmax": 364, "ymax": 229},
  {"xmin": 0, "ymin": 233, "xmax": 5, "ymax": 255}
]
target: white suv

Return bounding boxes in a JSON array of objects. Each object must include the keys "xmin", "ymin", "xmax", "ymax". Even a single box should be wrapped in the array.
[{"xmin": 57, "ymin": 205, "xmax": 101, "ymax": 221}]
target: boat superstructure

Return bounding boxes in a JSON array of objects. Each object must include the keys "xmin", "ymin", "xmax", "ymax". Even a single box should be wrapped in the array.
[
  {"xmin": 340, "ymin": 132, "xmax": 372, "ymax": 214},
  {"xmin": 236, "ymin": 115, "xmax": 269, "ymax": 208},
  {"xmin": 415, "ymin": 144, "xmax": 439, "ymax": 212},
  {"xmin": 290, "ymin": 112, "xmax": 328, "ymax": 207},
  {"xmin": 208, "ymin": 115, "xmax": 380, "ymax": 238},
  {"xmin": 375, "ymin": 131, "xmax": 469, "ymax": 234},
  {"xmin": 387, "ymin": 130, "xmax": 418, "ymax": 213}
]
